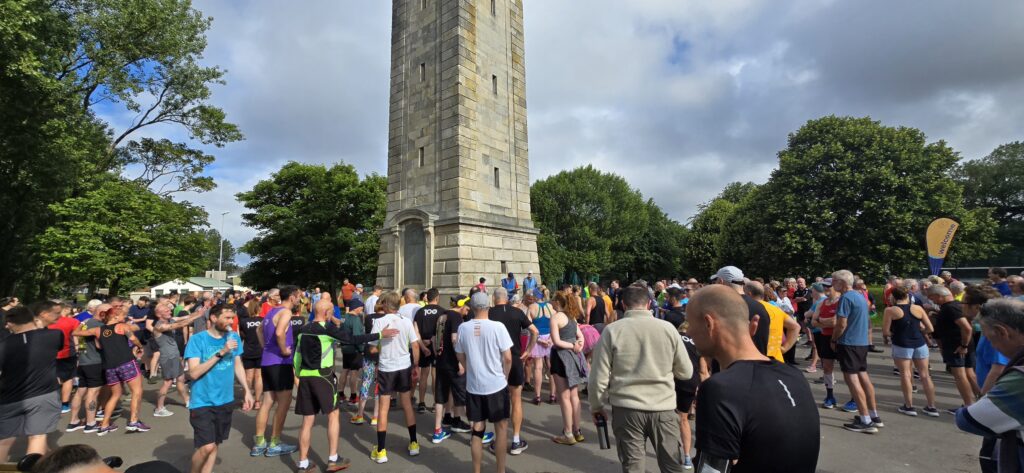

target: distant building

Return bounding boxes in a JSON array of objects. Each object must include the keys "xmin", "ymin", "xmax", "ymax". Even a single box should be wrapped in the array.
[{"xmin": 149, "ymin": 277, "xmax": 232, "ymax": 297}]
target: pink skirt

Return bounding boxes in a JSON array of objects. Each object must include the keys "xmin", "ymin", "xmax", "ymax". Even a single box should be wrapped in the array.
[{"xmin": 530, "ymin": 335, "xmax": 552, "ymax": 358}]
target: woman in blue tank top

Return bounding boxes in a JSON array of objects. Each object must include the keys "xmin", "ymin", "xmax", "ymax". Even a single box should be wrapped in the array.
[
  {"xmin": 882, "ymin": 284, "xmax": 939, "ymax": 417},
  {"xmin": 526, "ymin": 293, "xmax": 555, "ymax": 405}
]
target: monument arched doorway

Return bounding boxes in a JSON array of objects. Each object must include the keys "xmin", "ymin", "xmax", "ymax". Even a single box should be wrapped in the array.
[{"xmin": 401, "ymin": 220, "xmax": 426, "ymax": 287}]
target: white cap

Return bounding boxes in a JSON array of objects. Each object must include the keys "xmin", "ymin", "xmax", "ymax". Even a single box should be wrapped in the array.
[{"xmin": 712, "ymin": 266, "xmax": 745, "ymax": 285}]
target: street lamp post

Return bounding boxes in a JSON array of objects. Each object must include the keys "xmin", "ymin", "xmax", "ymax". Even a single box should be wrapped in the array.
[{"xmin": 219, "ymin": 211, "xmax": 229, "ymax": 272}]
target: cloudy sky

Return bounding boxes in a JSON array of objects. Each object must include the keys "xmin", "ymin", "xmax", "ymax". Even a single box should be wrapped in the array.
[{"xmin": 102, "ymin": 1, "xmax": 1024, "ymax": 265}]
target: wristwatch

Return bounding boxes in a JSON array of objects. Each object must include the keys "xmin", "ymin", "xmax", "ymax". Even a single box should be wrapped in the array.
[{"xmin": 214, "ymin": 351, "xmax": 225, "ymax": 358}]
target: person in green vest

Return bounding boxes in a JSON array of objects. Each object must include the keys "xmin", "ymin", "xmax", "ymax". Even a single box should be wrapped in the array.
[{"xmin": 291, "ymin": 300, "xmax": 398, "ymax": 472}]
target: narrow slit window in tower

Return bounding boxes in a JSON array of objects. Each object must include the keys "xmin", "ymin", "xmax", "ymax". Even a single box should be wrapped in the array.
[
  {"xmin": 494, "ymin": 167, "xmax": 500, "ymax": 188},
  {"xmin": 418, "ymin": 147, "xmax": 425, "ymax": 167}
]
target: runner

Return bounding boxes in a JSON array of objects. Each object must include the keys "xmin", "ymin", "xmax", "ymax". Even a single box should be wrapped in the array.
[
  {"xmin": 293, "ymin": 299, "xmax": 397, "ymax": 472},
  {"xmin": 260, "ymin": 288, "xmax": 280, "ymax": 318},
  {"xmin": 687, "ymin": 286, "xmax": 820, "ymax": 473},
  {"xmin": 585, "ymin": 282, "xmax": 609, "ymax": 331},
  {"xmin": 338, "ymin": 297, "xmax": 365, "ymax": 406},
  {"xmin": 674, "ymin": 320, "xmax": 706, "ymax": 470},
  {"xmin": 45, "ymin": 302, "xmax": 80, "ymax": 414},
  {"xmin": 351, "ymin": 296, "xmax": 387, "ymax": 427},
  {"xmin": 881, "ymin": 284, "xmax": 939, "ymax": 417},
  {"xmin": 431, "ymin": 296, "xmax": 473, "ymax": 444},
  {"xmin": 369, "ymin": 291, "xmax": 421, "ymax": 464},
  {"xmin": 746, "ymin": 281, "xmax": 800, "ymax": 363},
  {"xmin": 549, "ymin": 291, "xmax": 586, "ymax": 448},
  {"xmin": 151, "ymin": 301, "xmax": 204, "ymax": 416},
  {"xmin": 238, "ymin": 301, "xmax": 264, "ymax": 411},
  {"xmin": 414, "ymin": 289, "xmax": 444, "ymax": 413},
  {"xmin": 66, "ymin": 302, "xmax": 106, "ymax": 433},
  {"xmin": 831, "ymin": 270, "xmax": 882, "ymax": 434},
  {"xmin": 812, "ymin": 280, "xmax": 839, "ymax": 408},
  {"xmin": 662, "ymin": 287, "xmax": 687, "ymax": 328},
  {"xmin": 455, "ymin": 292, "xmax": 514, "ymax": 473},
  {"xmin": 251, "ymin": 285, "xmax": 302, "ymax": 458},
  {"xmin": 526, "ymin": 293, "xmax": 555, "ymax": 405},
  {"xmin": 0, "ymin": 304, "xmax": 64, "ymax": 461},
  {"xmin": 928, "ymin": 284, "xmax": 978, "ymax": 412},
  {"xmin": 77, "ymin": 303, "xmax": 149, "ymax": 435},
  {"xmin": 488, "ymin": 287, "xmax": 538, "ymax": 454},
  {"xmin": 712, "ymin": 266, "xmax": 772, "ymax": 356},
  {"xmin": 184, "ymin": 304, "xmax": 254, "ymax": 473}
]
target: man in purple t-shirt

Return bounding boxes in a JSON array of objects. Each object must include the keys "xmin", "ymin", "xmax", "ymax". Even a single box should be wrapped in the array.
[{"xmin": 250, "ymin": 285, "xmax": 301, "ymax": 458}]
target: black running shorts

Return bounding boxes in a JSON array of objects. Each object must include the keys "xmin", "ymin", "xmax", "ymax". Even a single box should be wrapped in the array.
[
  {"xmin": 260, "ymin": 364, "xmax": 295, "ymax": 392},
  {"xmin": 190, "ymin": 404, "xmax": 233, "ymax": 448},
  {"xmin": 295, "ymin": 375, "xmax": 339, "ymax": 416},
  {"xmin": 377, "ymin": 367, "xmax": 412, "ymax": 395},
  {"xmin": 467, "ymin": 388, "xmax": 510, "ymax": 424}
]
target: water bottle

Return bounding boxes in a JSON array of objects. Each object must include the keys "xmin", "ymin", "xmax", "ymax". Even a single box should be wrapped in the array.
[{"xmin": 596, "ymin": 413, "xmax": 611, "ymax": 450}]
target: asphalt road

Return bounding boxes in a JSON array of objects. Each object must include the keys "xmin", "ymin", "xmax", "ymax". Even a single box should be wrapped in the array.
[{"xmin": 5, "ymin": 337, "xmax": 980, "ymax": 472}]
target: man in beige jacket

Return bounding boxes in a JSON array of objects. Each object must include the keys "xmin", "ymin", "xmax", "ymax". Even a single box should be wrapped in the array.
[{"xmin": 589, "ymin": 283, "xmax": 694, "ymax": 473}]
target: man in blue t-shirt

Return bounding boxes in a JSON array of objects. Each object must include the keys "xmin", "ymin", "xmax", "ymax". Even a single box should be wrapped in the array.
[
  {"xmin": 830, "ymin": 270, "xmax": 880, "ymax": 434},
  {"xmin": 184, "ymin": 305, "xmax": 253, "ymax": 473}
]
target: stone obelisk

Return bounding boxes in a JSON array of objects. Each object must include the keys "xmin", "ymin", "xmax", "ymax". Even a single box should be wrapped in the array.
[{"xmin": 376, "ymin": 0, "xmax": 540, "ymax": 296}]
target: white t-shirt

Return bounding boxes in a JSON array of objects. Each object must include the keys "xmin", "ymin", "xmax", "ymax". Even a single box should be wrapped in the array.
[
  {"xmin": 371, "ymin": 313, "xmax": 419, "ymax": 373},
  {"xmin": 364, "ymin": 294, "xmax": 380, "ymax": 315},
  {"xmin": 455, "ymin": 318, "xmax": 513, "ymax": 395},
  {"xmin": 398, "ymin": 303, "xmax": 421, "ymax": 322}
]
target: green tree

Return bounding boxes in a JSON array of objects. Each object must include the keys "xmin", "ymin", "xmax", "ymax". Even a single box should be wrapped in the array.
[
  {"xmin": 1, "ymin": 0, "xmax": 240, "ymax": 297},
  {"xmin": 199, "ymin": 229, "xmax": 238, "ymax": 274},
  {"xmin": 237, "ymin": 162, "xmax": 386, "ymax": 292},
  {"xmin": 681, "ymin": 182, "xmax": 759, "ymax": 279},
  {"xmin": 530, "ymin": 166, "xmax": 686, "ymax": 283},
  {"xmin": 956, "ymin": 141, "xmax": 1024, "ymax": 265},
  {"xmin": 38, "ymin": 181, "xmax": 209, "ymax": 296},
  {"xmin": 718, "ymin": 116, "xmax": 1000, "ymax": 281}
]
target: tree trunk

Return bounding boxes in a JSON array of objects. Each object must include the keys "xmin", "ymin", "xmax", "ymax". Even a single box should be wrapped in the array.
[{"xmin": 109, "ymin": 277, "xmax": 122, "ymax": 298}]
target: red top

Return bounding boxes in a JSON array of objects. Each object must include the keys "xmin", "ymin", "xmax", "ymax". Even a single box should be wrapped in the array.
[
  {"xmin": 818, "ymin": 299, "xmax": 838, "ymax": 336},
  {"xmin": 341, "ymin": 283, "xmax": 356, "ymax": 301},
  {"xmin": 260, "ymin": 301, "xmax": 273, "ymax": 318},
  {"xmin": 49, "ymin": 316, "xmax": 80, "ymax": 359}
]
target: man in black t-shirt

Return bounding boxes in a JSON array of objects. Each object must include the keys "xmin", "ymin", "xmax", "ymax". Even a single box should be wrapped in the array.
[
  {"xmin": 0, "ymin": 305, "xmax": 65, "ymax": 461},
  {"xmin": 663, "ymin": 288, "xmax": 687, "ymax": 329},
  {"xmin": 414, "ymin": 288, "xmax": 444, "ymax": 413},
  {"xmin": 487, "ymin": 287, "xmax": 538, "ymax": 455},
  {"xmin": 927, "ymin": 285, "xmax": 976, "ymax": 409},
  {"xmin": 687, "ymin": 286, "xmax": 819, "ymax": 473},
  {"xmin": 431, "ymin": 299, "xmax": 473, "ymax": 442}
]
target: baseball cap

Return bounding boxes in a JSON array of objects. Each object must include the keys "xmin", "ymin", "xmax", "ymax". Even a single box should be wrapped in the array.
[
  {"xmin": 356, "ymin": 283, "xmax": 363, "ymax": 289},
  {"xmin": 811, "ymin": 282, "xmax": 827, "ymax": 293},
  {"xmin": 469, "ymin": 292, "xmax": 490, "ymax": 310},
  {"xmin": 712, "ymin": 266, "xmax": 745, "ymax": 285},
  {"xmin": 822, "ymin": 278, "xmax": 833, "ymax": 287}
]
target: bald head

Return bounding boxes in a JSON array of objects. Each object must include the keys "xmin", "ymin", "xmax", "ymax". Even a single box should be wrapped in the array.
[
  {"xmin": 689, "ymin": 285, "xmax": 750, "ymax": 330},
  {"xmin": 313, "ymin": 299, "xmax": 334, "ymax": 320},
  {"xmin": 744, "ymin": 280, "xmax": 766, "ymax": 301}
]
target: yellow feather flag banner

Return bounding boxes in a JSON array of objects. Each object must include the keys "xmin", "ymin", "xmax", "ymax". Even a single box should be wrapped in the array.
[{"xmin": 926, "ymin": 218, "xmax": 959, "ymax": 275}]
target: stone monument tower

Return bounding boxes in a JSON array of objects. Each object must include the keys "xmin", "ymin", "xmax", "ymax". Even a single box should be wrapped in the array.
[{"xmin": 376, "ymin": 0, "xmax": 540, "ymax": 295}]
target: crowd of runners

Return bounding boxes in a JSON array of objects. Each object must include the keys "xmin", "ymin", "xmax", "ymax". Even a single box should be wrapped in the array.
[{"xmin": 1, "ymin": 267, "xmax": 1024, "ymax": 472}]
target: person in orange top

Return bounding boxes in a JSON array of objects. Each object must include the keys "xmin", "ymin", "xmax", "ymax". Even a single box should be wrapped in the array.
[
  {"xmin": 260, "ymin": 288, "xmax": 280, "ymax": 318},
  {"xmin": 341, "ymin": 279, "xmax": 356, "ymax": 305},
  {"xmin": 44, "ymin": 302, "xmax": 81, "ymax": 413}
]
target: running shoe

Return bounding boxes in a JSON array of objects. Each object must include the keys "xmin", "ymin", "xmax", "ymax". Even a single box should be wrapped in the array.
[
  {"xmin": 370, "ymin": 417, "xmax": 378, "ymax": 426},
  {"xmin": 265, "ymin": 443, "xmax": 298, "ymax": 457},
  {"xmin": 923, "ymin": 406, "xmax": 940, "ymax": 417},
  {"xmin": 946, "ymin": 407, "xmax": 961, "ymax": 416},
  {"xmin": 431, "ymin": 430, "xmax": 451, "ymax": 444},
  {"xmin": 297, "ymin": 462, "xmax": 316, "ymax": 472},
  {"xmin": 97, "ymin": 425, "xmax": 118, "ymax": 436},
  {"xmin": 250, "ymin": 442, "xmax": 268, "ymax": 457},
  {"xmin": 842, "ymin": 419, "xmax": 878, "ymax": 434},
  {"xmin": 683, "ymin": 455, "xmax": 694, "ymax": 470},
  {"xmin": 126, "ymin": 421, "xmax": 151, "ymax": 432},
  {"xmin": 868, "ymin": 345, "xmax": 884, "ymax": 353},
  {"xmin": 573, "ymin": 430, "xmax": 585, "ymax": 443},
  {"xmin": 370, "ymin": 448, "xmax": 388, "ymax": 464},
  {"xmin": 153, "ymin": 407, "xmax": 174, "ymax": 417},
  {"xmin": 61, "ymin": 403, "xmax": 71, "ymax": 414},
  {"xmin": 510, "ymin": 439, "xmax": 529, "ymax": 455},
  {"xmin": 552, "ymin": 434, "xmax": 577, "ymax": 446},
  {"xmin": 95, "ymin": 410, "xmax": 105, "ymax": 420},
  {"xmin": 66, "ymin": 422, "xmax": 85, "ymax": 432},
  {"xmin": 841, "ymin": 400, "xmax": 858, "ymax": 413},
  {"xmin": 416, "ymin": 402, "xmax": 427, "ymax": 414},
  {"xmin": 350, "ymin": 415, "xmax": 365, "ymax": 425},
  {"xmin": 822, "ymin": 397, "xmax": 836, "ymax": 409},
  {"xmin": 871, "ymin": 416, "xmax": 884, "ymax": 427},
  {"xmin": 327, "ymin": 457, "xmax": 351, "ymax": 471},
  {"xmin": 442, "ymin": 415, "xmax": 453, "ymax": 428},
  {"xmin": 450, "ymin": 419, "xmax": 472, "ymax": 433},
  {"xmin": 913, "ymin": 369, "xmax": 921, "ymax": 380},
  {"xmin": 408, "ymin": 441, "xmax": 420, "ymax": 456},
  {"xmin": 898, "ymin": 405, "xmax": 918, "ymax": 416},
  {"xmin": 892, "ymin": 367, "xmax": 900, "ymax": 376},
  {"xmin": 482, "ymin": 432, "xmax": 494, "ymax": 445},
  {"xmin": 82, "ymin": 424, "xmax": 99, "ymax": 434}
]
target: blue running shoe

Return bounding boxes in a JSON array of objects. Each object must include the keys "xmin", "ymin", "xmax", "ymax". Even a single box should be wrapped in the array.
[
  {"xmin": 265, "ymin": 443, "xmax": 297, "ymax": 457},
  {"xmin": 249, "ymin": 443, "xmax": 267, "ymax": 457},
  {"xmin": 822, "ymin": 397, "xmax": 836, "ymax": 409},
  {"xmin": 841, "ymin": 400, "xmax": 858, "ymax": 413},
  {"xmin": 482, "ymin": 432, "xmax": 495, "ymax": 445},
  {"xmin": 432, "ymin": 430, "xmax": 451, "ymax": 444}
]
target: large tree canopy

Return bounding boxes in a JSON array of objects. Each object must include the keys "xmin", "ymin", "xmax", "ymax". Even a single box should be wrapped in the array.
[
  {"xmin": 531, "ymin": 165, "xmax": 687, "ymax": 283},
  {"xmin": 956, "ymin": 141, "xmax": 1024, "ymax": 265},
  {"xmin": 237, "ymin": 162, "xmax": 386, "ymax": 292},
  {"xmin": 681, "ymin": 182, "xmax": 758, "ymax": 280},
  {"xmin": 716, "ymin": 116, "xmax": 999, "ymax": 280},
  {"xmin": 1, "ymin": 0, "xmax": 239, "ymax": 297}
]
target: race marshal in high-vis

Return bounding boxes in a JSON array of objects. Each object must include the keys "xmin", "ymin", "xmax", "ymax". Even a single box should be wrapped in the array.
[{"xmin": 376, "ymin": 0, "xmax": 541, "ymax": 296}]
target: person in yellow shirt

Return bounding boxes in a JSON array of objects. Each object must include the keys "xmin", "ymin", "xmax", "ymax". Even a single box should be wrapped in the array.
[{"xmin": 745, "ymin": 281, "xmax": 800, "ymax": 362}]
